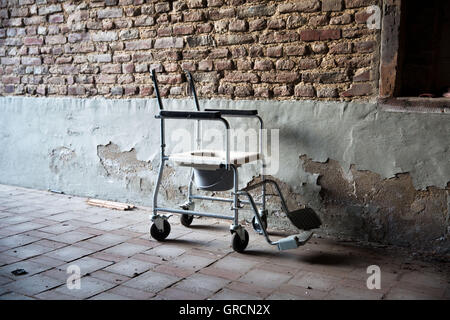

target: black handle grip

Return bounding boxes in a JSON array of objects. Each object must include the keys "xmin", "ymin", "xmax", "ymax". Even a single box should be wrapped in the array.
[
  {"xmin": 204, "ymin": 109, "xmax": 258, "ymax": 116},
  {"xmin": 157, "ymin": 111, "xmax": 222, "ymax": 120}
]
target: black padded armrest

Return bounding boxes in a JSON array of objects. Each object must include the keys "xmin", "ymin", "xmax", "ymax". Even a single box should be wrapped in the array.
[
  {"xmin": 157, "ymin": 110, "xmax": 222, "ymax": 120},
  {"xmin": 204, "ymin": 109, "xmax": 258, "ymax": 116}
]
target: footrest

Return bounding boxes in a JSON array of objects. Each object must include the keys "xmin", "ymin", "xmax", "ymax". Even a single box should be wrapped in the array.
[
  {"xmin": 275, "ymin": 231, "xmax": 314, "ymax": 250},
  {"xmin": 286, "ymin": 207, "xmax": 322, "ymax": 230}
]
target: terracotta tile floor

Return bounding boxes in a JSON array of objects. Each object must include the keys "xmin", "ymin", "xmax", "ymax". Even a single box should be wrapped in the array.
[{"xmin": 0, "ymin": 184, "xmax": 449, "ymax": 300}]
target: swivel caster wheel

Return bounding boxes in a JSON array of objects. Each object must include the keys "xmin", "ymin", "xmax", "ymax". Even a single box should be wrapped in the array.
[
  {"xmin": 231, "ymin": 229, "xmax": 249, "ymax": 253},
  {"xmin": 150, "ymin": 220, "xmax": 171, "ymax": 241},
  {"xmin": 251, "ymin": 215, "xmax": 267, "ymax": 235},
  {"xmin": 180, "ymin": 214, "xmax": 194, "ymax": 227}
]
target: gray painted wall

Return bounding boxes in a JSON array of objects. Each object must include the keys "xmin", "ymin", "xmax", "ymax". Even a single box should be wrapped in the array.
[{"xmin": 0, "ymin": 96, "xmax": 449, "ymax": 250}]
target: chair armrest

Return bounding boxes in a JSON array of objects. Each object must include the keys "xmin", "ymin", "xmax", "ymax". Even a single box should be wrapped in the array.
[
  {"xmin": 156, "ymin": 111, "xmax": 222, "ymax": 120},
  {"xmin": 204, "ymin": 109, "xmax": 258, "ymax": 116}
]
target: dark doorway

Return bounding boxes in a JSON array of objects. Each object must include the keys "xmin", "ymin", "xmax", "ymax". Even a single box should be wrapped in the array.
[{"xmin": 397, "ymin": 0, "xmax": 450, "ymax": 97}]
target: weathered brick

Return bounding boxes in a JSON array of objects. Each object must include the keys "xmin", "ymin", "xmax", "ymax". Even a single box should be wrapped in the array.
[
  {"xmin": 122, "ymin": 63, "xmax": 135, "ymax": 74},
  {"xmin": 229, "ymin": 59, "xmax": 248, "ymax": 71},
  {"xmin": 254, "ymin": 60, "xmax": 273, "ymax": 71},
  {"xmin": 208, "ymin": 8, "xmax": 235, "ymax": 20},
  {"xmin": 261, "ymin": 71, "xmax": 300, "ymax": 83},
  {"xmin": 98, "ymin": 8, "xmax": 123, "ymax": 19},
  {"xmin": 273, "ymin": 85, "xmax": 292, "ymax": 96},
  {"xmin": 216, "ymin": 34, "xmax": 253, "ymax": 46},
  {"xmin": 229, "ymin": 20, "xmax": 248, "ymax": 32},
  {"xmin": 157, "ymin": 26, "xmax": 172, "ymax": 37},
  {"xmin": 254, "ymin": 87, "xmax": 270, "ymax": 98},
  {"xmin": 4, "ymin": 18, "xmax": 23, "ymax": 27},
  {"xmin": 341, "ymin": 83, "xmax": 372, "ymax": 96},
  {"xmin": 279, "ymin": 0, "xmax": 320, "ymax": 13},
  {"xmin": 330, "ymin": 13, "xmax": 352, "ymax": 25},
  {"xmin": 2, "ymin": 76, "xmax": 21, "ymax": 84},
  {"xmin": 320, "ymin": 29, "xmax": 341, "ymax": 40},
  {"xmin": 354, "ymin": 40, "xmax": 376, "ymax": 53},
  {"xmin": 215, "ymin": 60, "xmax": 233, "ymax": 71},
  {"xmin": 113, "ymin": 53, "xmax": 131, "ymax": 63},
  {"xmin": 181, "ymin": 61, "xmax": 196, "ymax": 71},
  {"xmin": 303, "ymin": 71, "xmax": 349, "ymax": 83},
  {"xmin": 309, "ymin": 15, "xmax": 329, "ymax": 26},
  {"xmin": 48, "ymin": 14, "xmax": 64, "ymax": 24},
  {"xmin": 154, "ymin": 37, "xmax": 184, "ymax": 49},
  {"xmin": 224, "ymin": 71, "xmax": 259, "ymax": 83},
  {"xmin": 55, "ymin": 57, "xmax": 73, "ymax": 64},
  {"xmin": 311, "ymin": 43, "xmax": 328, "ymax": 54},
  {"xmin": 68, "ymin": 85, "xmax": 85, "ymax": 95},
  {"xmin": 111, "ymin": 86, "xmax": 123, "ymax": 95},
  {"xmin": 155, "ymin": 2, "xmax": 171, "ymax": 13},
  {"xmin": 287, "ymin": 15, "xmax": 307, "ymax": 29},
  {"xmin": 268, "ymin": 19, "xmax": 286, "ymax": 30},
  {"xmin": 10, "ymin": 7, "xmax": 29, "ymax": 17},
  {"xmin": 276, "ymin": 59, "xmax": 295, "ymax": 71},
  {"xmin": 237, "ymin": 4, "xmax": 276, "ymax": 18},
  {"xmin": 187, "ymin": 0, "xmax": 205, "ymax": 8},
  {"xmin": 91, "ymin": 54, "xmax": 112, "ymax": 63},
  {"xmin": 148, "ymin": 64, "xmax": 163, "ymax": 74},
  {"xmin": 135, "ymin": 63, "xmax": 148, "ymax": 73},
  {"xmin": 197, "ymin": 23, "xmax": 213, "ymax": 33},
  {"xmin": 101, "ymin": 64, "xmax": 122, "ymax": 74},
  {"xmin": 285, "ymin": 45, "xmax": 308, "ymax": 56},
  {"xmin": 24, "ymin": 37, "xmax": 43, "ymax": 45},
  {"xmin": 260, "ymin": 31, "xmax": 300, "ymax": 44},
  {"xmin": 266, "ymin": 46, "xmax": 283, "ymax": 57},
  {"xmin": 317, "ymin": 86, "xmax": 338, "ymax": 98},
  {"xmin": 218, "ymin": 83, "xmax": 234, "ymax": 95},
  {"xmin": 157, "ymin": 74, "xmax": 183, "ymax": 84},
  {"xmin": 234, "ymin": 84, "xmax": 253, "ymax": 97},
  {"xmin": 21, "ymin": 57, "xmax": 42, "ymax": 65},
  {"xmin": 186, "ymin": 35, "xmax": 214, "ymax": 47},
  {"xmin": 68, "ymin": 33, "xmax": 90, "ymax": 43},
  {"xmin": 300, "ymin": 29, "xmax": 341, "ymax": 41},
  {"xmin": 198, "ymin": 60, "xmax": 213, "ymax": 71},
  {"xmin": 249, "ymin": 19, "xmax": 266, "ymax": 32},
  {"xmin": 95, "ymin": 74, "xmax": 116, "ymax": 84},
  {"xmin": 92, "ymin": 31, "xmax": 118, "ymax": 42},
  {"xmin": 207, "ymin": 0, "xmax": 224, "ymax": 7},
  {"xmin": 295, "ymin": 83, "xmax": 315, "ymax": 97},
  {"xmin": 322, "ymin": 0, "xmax": 343, "ymax": 11},
  {"xmin": 353, "ymin": 68, "xmax": 371, "ymax": 82},
  {"xmin": 184, "ymin": 11, "xmax": 205, "ymax": 22},
  {"xmin": 45, "ymin": 35, "xmax": 66, "ymax": 45},
  {"xmin": 345, "ymin": 0, "xmax": 377, "ymax": 9},
  {"xmin": 135, "ymin": 16, "xmax": 155, "ymax": 26},
  {"xmin": 231, "ymin": 47, "xmax": 247, "ymax": 58},
  {"xmin": 298, "ymin": 59, "xmax": 319, "ymax": 70},
  {"xmin": 174, "ymin": 25, "xmax": 195, "ymax": 35},
  {"xmin": 38, "ymin": 5, "xmax": 62, "ymax": 16},
  {"xmin": 329, "ymin": 42, "xmax": 352, "ymax": 54},
  {"xmin": 125, "ymin": 40, "xmax": 152, "ymax": 51},
  {"xmin": 209, "ymin": 48, "xmax": 229, "ymax": 59}
]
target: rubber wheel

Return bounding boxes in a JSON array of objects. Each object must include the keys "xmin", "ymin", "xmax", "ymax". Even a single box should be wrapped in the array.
[
  {"xmin": 251, "ymin": 215, "xmax": 267, "ymax": 234},
  {"xmin": 231, "ymin": 229, "xmax": 249, "ymax": 253},
  {"xmin": 150, "ymin": 220, "xmax": 171, "ymax": 241},
  {"xmin": 180, "ymin": 214, "xmax": 194, "ymax": 227}
]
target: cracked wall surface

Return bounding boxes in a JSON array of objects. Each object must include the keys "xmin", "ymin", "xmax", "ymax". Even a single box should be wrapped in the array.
[{"xmin": 0, "ymin": 96, "xmax": 449, "ymax": 253}]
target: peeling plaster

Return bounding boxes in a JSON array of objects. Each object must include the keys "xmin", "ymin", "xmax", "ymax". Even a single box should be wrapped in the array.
[{"xmin": 0, "ymin": 96, "xmax": 449, "ymax": 251}]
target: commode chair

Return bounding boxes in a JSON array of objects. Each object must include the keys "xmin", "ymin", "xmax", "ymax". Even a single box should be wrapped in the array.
[{"xmin": 150, "ymin": 70, "xmax": 322, "ymax": 253}]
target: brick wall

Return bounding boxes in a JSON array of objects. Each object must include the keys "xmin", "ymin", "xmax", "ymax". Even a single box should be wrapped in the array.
[{"xmin": 0, "ymin": 0, "xmax": 380, "ymax": 100}]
